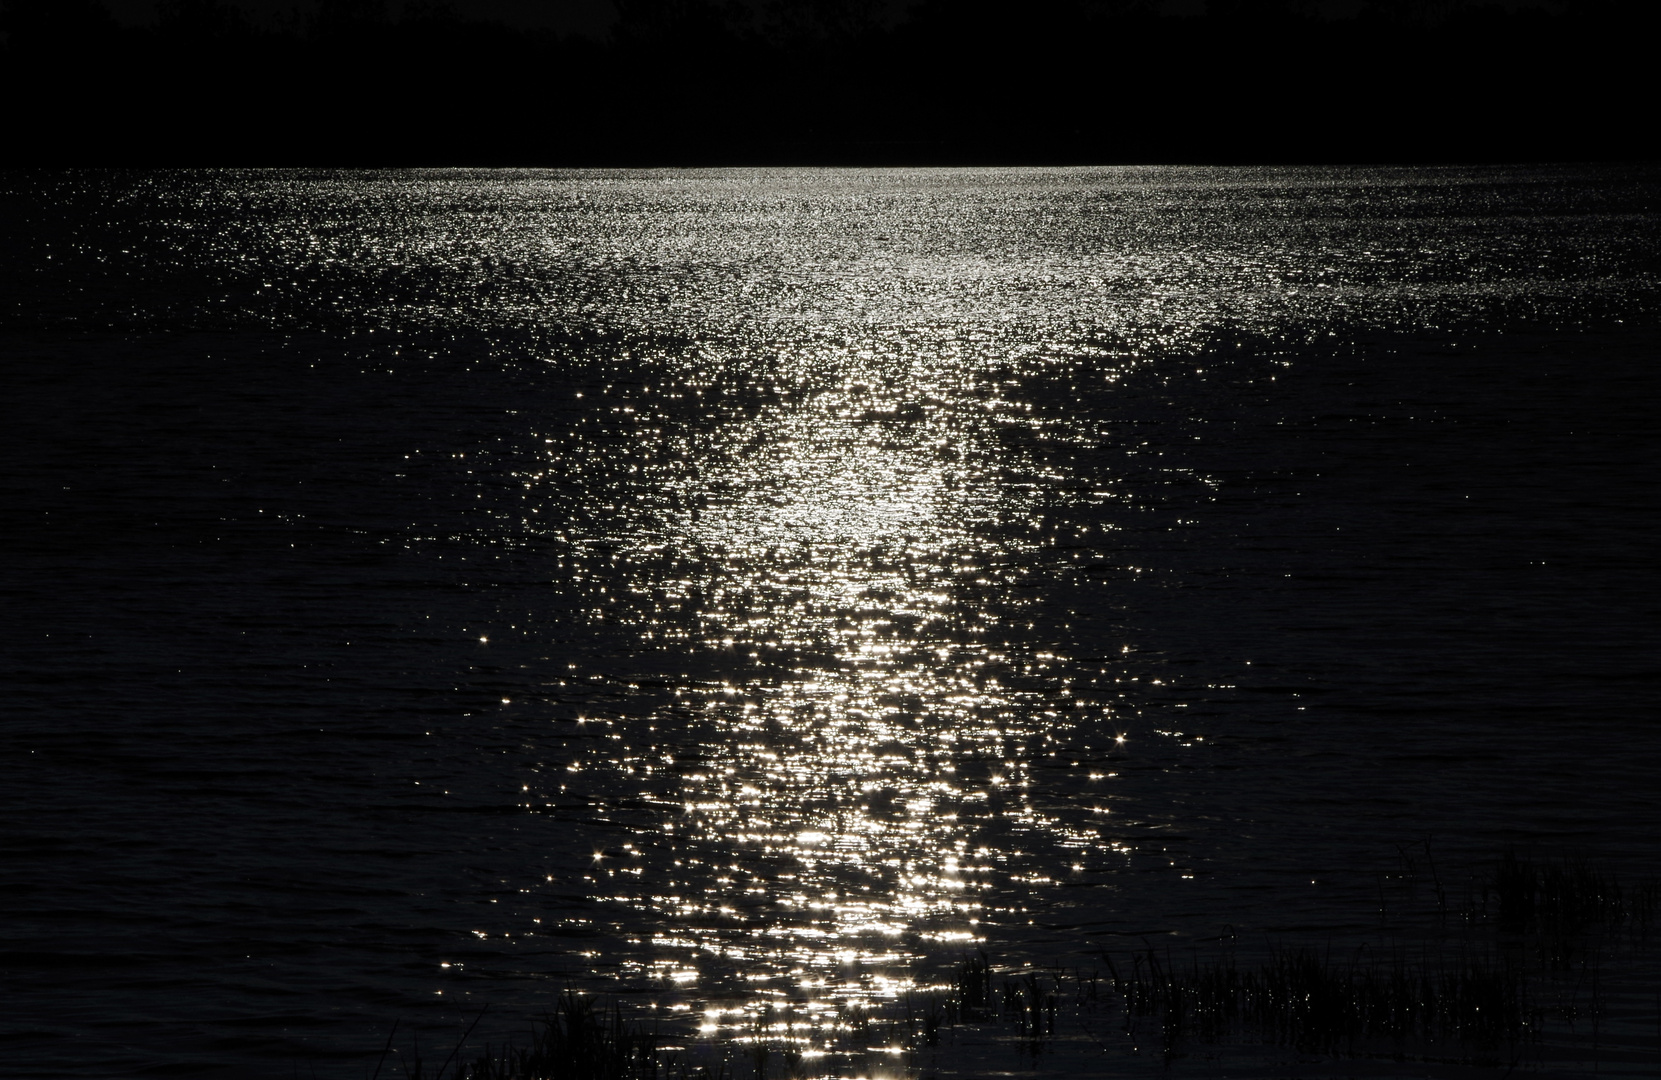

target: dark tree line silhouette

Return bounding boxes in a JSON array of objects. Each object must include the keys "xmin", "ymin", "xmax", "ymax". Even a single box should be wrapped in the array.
[{"xmin": 0, "ymin": 0, "xmax": 1653, "ymax": 164}]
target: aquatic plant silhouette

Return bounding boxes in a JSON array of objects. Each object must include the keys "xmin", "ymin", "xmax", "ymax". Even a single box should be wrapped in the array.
[
  {"xmin": 1104, "ymin": 942, "xmax": 1534, "ymax": 1060},
  {"xmin": 381, "ymin": 856, "xmax": 1657, "ymax": 1076},
  {"xmin": 388, "ymin": 992, "xmax": 669, "ymax": 1080}
]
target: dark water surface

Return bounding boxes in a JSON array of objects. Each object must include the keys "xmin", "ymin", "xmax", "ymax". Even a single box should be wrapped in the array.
[{"xmin": 2, "ymin": 167, "xmax": 1659, "ymax": 1078}]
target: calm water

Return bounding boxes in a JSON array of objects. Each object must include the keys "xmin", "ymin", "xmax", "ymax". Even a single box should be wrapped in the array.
[{"xmin": 2, "ymin": 167, "xmax": 1659, "ymax": 1078}]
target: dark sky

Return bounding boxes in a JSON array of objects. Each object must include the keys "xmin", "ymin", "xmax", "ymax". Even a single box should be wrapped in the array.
[
  {"xmin": 102, "ymin": 0, "xmax": 623, "ymax": 37},
  {"xmin": 94, "ymin": 0, "xmax": 1556, "ymax": 38},
  {"xmin": 2, "ymin": 0, "xmax": 1644, "ymax": 166}
]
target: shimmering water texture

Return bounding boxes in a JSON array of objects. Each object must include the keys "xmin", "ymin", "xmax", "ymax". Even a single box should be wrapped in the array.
[{"xmin": 2, "ymin": 167, "xmax": 1659, "ymax": 1078}]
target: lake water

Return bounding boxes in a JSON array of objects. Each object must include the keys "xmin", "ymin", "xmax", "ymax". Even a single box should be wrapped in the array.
[{"xmin": 2, "ymin": 166, "xmax": 1659, "ymax": 1078}]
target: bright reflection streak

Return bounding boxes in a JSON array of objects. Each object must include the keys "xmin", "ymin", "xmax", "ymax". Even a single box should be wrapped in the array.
[{"xmin": 594, "ymin": 334, "xmax": 1079, "ymax": 1047}]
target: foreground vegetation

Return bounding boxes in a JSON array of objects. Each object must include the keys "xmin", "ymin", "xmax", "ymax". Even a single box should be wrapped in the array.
[{"xmin": 377, "ymin": 850, "xmax": 1659, "ymax": 1079}]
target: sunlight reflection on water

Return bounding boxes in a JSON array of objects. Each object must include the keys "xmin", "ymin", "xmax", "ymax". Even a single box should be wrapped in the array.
[
  {"xmin": 593, "ymin": 337, "xmax": 1062, "ymax": 1049},
  {"xmin": 4, "ymin": 166, "xmax": 1659, "ymax": 1077}
]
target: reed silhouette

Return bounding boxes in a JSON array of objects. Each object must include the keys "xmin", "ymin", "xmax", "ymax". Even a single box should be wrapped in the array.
[{"xmin": 386, "ymin": 851, "xmax": 1658, "ymax": 1077}]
